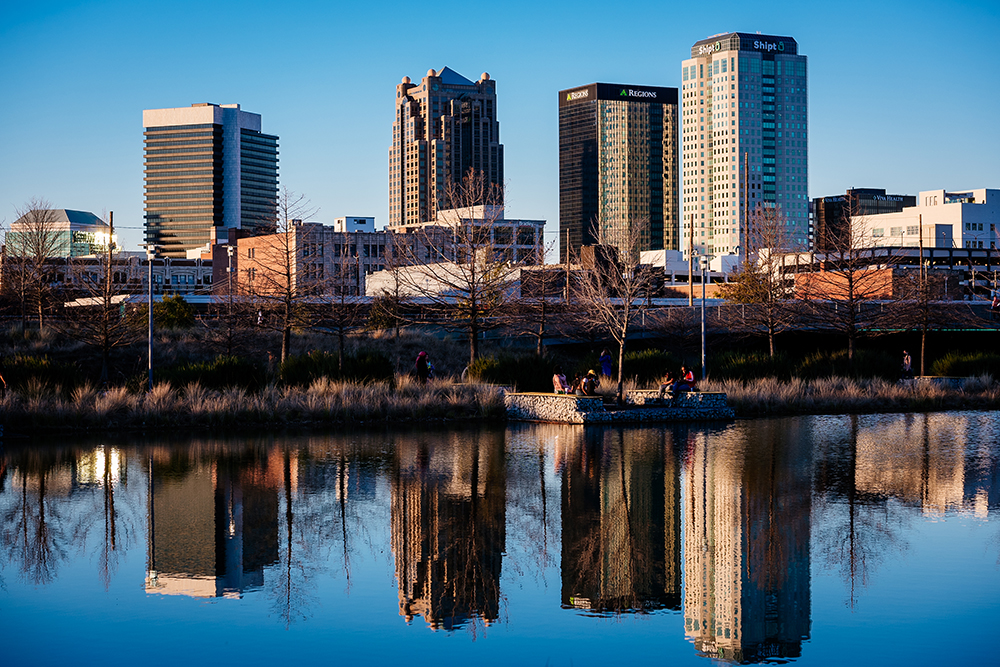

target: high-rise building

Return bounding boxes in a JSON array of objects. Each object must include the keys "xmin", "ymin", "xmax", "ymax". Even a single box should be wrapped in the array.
[
  {"xmin": 558, "ymin": 83, "xmax": 679, "ymax": 263},
  {"xmin": 389, "ymin": 68, "xmax": 503, "ymax": 228},
  {"xmin": 143, "ymin": 103, "xmax": 278, "ymax": 258},
  {"xmin": 681, "ymin": 33, "xmax": 808, "ymax": 259},
  {"xmin": 813, "ymin": 188, "xmax": 915, "ymax": 250}
]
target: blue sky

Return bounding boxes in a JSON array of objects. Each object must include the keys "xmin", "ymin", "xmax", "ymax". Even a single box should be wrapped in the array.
[{"xmin": 1, "ymin": 0, "xmax": 998, "ymax": 254}]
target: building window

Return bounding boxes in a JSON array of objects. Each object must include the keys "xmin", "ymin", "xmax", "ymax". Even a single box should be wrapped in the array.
[{"xmin": 872, "ymin": 228, "xmax": 884, "ymax": 238}]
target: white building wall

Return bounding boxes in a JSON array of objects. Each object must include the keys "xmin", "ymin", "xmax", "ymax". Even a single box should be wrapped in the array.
[{"xmin": 857, "ymin": 188, "xmax": 999, "ymax": 249}]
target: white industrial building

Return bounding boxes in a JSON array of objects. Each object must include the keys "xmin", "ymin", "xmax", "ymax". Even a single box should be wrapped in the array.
[{"xmin": 856, "ymin": 188, "xmax": 999, "ymax": 249}]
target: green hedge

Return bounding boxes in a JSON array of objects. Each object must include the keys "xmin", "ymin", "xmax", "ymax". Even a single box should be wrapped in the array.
[
  {"xmin": 158, "ymin": 355, "xmax": 265, "ymax": 390},
  {"xmin": 931, "ymin": 351, "xmax": 1000, "ymax": 377},
  {"xmin": 620, "ymin": 349, "xmax": 684, "ymax": 385},
  {"xmin": 466, "ymin": 353, "xmax": 557, "ymax": 392},
  {"xmin": 0, "ymin": 355, "xmax": 80, "ymax": 392},
  {"xmin": 794, "ymin": 348, "xmax": 900, "ymax": 380},
  {"xmin": 280, "ymin": 349, "xmax": 393, "ymax": 386},
  {"xmin": 711, "ymin": 350, "xmax": 794, "ymax": 381}
]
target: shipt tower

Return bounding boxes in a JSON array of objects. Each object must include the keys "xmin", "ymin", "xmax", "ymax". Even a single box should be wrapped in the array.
[{"xmin": 681, "ymin": 33, "xmax": 807, "ymax": 259}]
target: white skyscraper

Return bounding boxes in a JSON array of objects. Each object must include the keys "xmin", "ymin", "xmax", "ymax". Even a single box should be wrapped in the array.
[{"xmin": 681, "ymin": 33, "xmax": 808, "ymax": 260}]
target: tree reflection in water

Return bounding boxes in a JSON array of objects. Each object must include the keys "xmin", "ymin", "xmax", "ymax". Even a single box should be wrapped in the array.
[
  {"xmin": 391, "ymin": 430, "xmax": 506, "ymax": 635},
  {"xmin": 1, "ymin": 449, "xmax": 75, "ymax": 586},
  {"xmin": 559, "ymin": 426, "xmax": 681, "ymax": 615},
  {"xmin": 0, "ymin": 416, "xmax": 996, "ymax": 664}
]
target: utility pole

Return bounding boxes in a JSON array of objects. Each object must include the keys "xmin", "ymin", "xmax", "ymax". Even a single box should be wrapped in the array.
[
  {"xmin": 688, "ymin": 213, "xmax": 695, "ymax": 307},
  {"xmin": 743, "ymin": 151, "xmax": 749, "ymax": 269},
  {"xmin": 564, "ymin": 228, "xmax": 571, "ymax": 302}
]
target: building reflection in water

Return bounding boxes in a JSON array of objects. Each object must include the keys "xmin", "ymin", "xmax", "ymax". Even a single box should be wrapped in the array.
[
  {"xmin": 558, "ymin": 427, "xmax": 681, "ymax": 613},
  {"xmin": 683, "ymin": 422, "xmax": 812, "ymax": 663},
  {"xmin": 145, "ymin": 446, "xmax": 283, "ymax": 598},
  {"xmin": 391, "ymin": 431, "xmax": 506, "ymax": 630}
]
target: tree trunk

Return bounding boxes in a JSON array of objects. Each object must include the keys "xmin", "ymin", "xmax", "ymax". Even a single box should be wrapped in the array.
[{"xmin": 616, "ymin": 340, "xmax": 626, "ymax": 406}]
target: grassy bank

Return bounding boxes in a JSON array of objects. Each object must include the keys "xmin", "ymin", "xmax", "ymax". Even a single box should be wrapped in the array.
[
  {"xmin": 0, "ymin": 375, "xmax": 506, "ymax": 435},
  {"xmin": 700, "ymin": 375, "xmax": 1000, "ymax": 418}
]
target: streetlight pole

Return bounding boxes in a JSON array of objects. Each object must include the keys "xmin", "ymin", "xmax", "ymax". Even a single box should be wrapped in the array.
[{"xmin": 145, "ymin": 243, "xmax": 156, "ymax": 392}]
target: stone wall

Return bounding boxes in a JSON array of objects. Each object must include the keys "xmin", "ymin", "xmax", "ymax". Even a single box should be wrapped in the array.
[{"xmin": 504, "ymin": 391, "xmax": 734, "ymax": 424}]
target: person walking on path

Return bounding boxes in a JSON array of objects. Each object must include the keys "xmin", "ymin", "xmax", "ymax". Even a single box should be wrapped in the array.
[
  {"xmin": 902, "ymin": 350, "xmax": 913, "ymax": 380},
  {"xmin": 599, "ymin": 349, "xmax": 613, "ymax": 378},
  {"xmin": 414, "ymin": 351, "xmax": 430, "ymax": 384}
]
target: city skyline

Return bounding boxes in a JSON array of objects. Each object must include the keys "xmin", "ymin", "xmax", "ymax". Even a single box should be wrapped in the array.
[{"xmin": 2, "ymin": 0, "xmax": 998, "ymax": 258}]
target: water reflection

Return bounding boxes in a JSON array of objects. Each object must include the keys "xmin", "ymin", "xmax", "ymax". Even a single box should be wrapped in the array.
[
  {"xmin": 392, "ymin": 431, "xmax": 506, "ymax": 630},
  {"xmin": 1, "ymin": 414, "xmax": 998, "ymax": 664},
  {"xmin": 145, "ymin": 446, "xmax": 281, "ymax": 598},
  {"xmin": 556, "ymin": 427, "xmax": 681, "ymax": 613},
  {"xmin": 682, "ymin": 422, "xmax": 811, "ymax": 662}
]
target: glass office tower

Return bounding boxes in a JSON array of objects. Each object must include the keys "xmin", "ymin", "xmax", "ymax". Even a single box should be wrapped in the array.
[
  {"xmin": 681, "ymin": 33, "xmax": 807, "ymax": 259},
  {"xmin": 558, "ymin": 83, "xmax": 678, "ymax": 263},
  {"xmin": 144, "ymin": 103, "xmax": 278, "ymax": 258}
]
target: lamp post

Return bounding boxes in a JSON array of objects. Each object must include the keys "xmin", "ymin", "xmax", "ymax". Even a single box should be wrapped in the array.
[
  {"xmin": 144, "ymin": 243, "xmax": 158, "ymax": 392},
  {"xmin": 700, "ymin": 254, "xmax": 709, "ymax": 381}
]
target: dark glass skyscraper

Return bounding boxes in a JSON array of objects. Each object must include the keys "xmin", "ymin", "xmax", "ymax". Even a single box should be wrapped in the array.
[
  {"xmin": 558, "ymin": 83, "xmax": 679, "ymax": 263},
  {"xmin": 143, "ymin": 103, "xmax": 278, "ymax": 258}
]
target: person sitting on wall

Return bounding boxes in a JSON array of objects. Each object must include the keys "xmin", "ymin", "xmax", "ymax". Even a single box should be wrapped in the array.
[
  {"xmin": 580, "ymin": 370, "xmax": 598, "ymax": 396},
  {"xmin": 672, "ymin": 366, "xmax": 696, "ymax": 394},
  {"xmin": 658, "ymin": 370, "xmax": 675, "ymax": 400},
  {"xmin": 553, "ymin": 367, "xmax": 571, "ymax": 394}
]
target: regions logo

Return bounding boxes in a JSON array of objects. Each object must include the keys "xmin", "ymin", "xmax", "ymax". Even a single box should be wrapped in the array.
[
  {"xmin": 566, "ymin": 89, "xmax": 589, "ymax": 101},
  {"xmin": 621, "ymin": 88, "xmax": 657, "ymax": 99}
]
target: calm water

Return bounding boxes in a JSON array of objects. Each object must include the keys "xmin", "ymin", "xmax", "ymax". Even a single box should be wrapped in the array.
[{"xmin": 1, "ymin": 414, "xmax": 998, "ymax": 666}]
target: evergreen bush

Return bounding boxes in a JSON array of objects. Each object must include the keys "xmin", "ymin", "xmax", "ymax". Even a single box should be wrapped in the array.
[
  {"xmin": 280, "ymin": 349, "xmax": 393, "ymax": 386},
  {"xmin": 159, "ymin": 355, "xmax": 265, "ymax": 390},
  {"xmin": 931, "ymin": 351, "xmax": 1000, "ymax": 377}
]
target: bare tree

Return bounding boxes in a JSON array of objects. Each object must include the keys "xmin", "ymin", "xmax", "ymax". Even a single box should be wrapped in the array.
[
  {"xmin": 57, "ymin": 213, "xmax": 139, "ymax": 386},
  {"xmin": 4, "ymin": 199, "xmax": 62, "ymax": 332},
  {"xmin": 572, "ymin": 219, "xmax": 651, "ymax": 405},
  {"xmin": 323, "ymin": 237, "xmax": 366, "ymax": 373},
  {"xmin": 796, "ymin": 194, "xmax": 898, "ymax": 365},
  {"xmin": 241, "ymin": 188, "xmax": 319, "ymax": 363},
  {"xmin": 719, "ymin": 206, "xmax": 797, "ymax": 358},
  {"xmin": 509, "ymin": 241, "xmax": 558, "ymax": 356},
  {"xmin": 394, "ymin": 169, "xmax": 520, "ymax": 366},
  {"xmin": 368, "ymin": 239, "xmax": 410, "ymax": 373},
  {"xmin": 202, "ymin": 245, "xmax": 258, "ymax": 357}
]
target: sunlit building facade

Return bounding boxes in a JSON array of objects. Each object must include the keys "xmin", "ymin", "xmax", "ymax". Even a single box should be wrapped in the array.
[
  {"xmin": 143, "ymin": 103, "xmax": 279, "ymax": 258},
  {"xmin": 681, "ymin": 33, "xmax": 808, "ymax": 260},
  {"xmin": 389, "ymin": 68, "xmax": 503, "ymax": 228},
  {"xmin": 558, "ymin": 82, "xmax": 679, "ymax": 263}
]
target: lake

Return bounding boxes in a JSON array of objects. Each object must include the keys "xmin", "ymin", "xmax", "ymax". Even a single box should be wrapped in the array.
[{"xmin": 1, "ymin": 413, "xmax": 997, "ymax": 666}]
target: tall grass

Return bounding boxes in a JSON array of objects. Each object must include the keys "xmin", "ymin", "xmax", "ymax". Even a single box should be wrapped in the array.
[
  {"xmin": 700, "ymin": 374, "xmax": 1000, "ymax": 417},
  {"xmin": 0, "ymin": 375, "xmax": 507, "ymax": 434}
]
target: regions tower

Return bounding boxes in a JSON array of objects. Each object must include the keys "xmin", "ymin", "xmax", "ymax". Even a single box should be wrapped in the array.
[{"xmin": 558, "ymin": 83, "xmax": 679, "ymax": 263}]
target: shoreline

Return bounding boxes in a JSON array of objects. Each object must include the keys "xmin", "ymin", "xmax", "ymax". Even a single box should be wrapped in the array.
[{"xmin": 1, "ymin": 375, "xmax": 996, "ymax": 436}]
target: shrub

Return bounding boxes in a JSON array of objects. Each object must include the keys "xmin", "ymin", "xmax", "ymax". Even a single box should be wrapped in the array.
[
  {"xmin": 621, "ymin": 349, "xmax": 682, "ymax": 385},
  {"xmin": 466, "ymin": 353, "xmax": 557, "ymax": 392},
  {"xmin": 795, "ymin": 348, "xmax": 898, "ymax": 380},
  {"xmin": 0, "ymin": 354, "xmax": 79, "ymax": 392},
  {"xmin": 711, "ymin": 350, "xmax": 793, "ymax": 381},
  {"xmin": 158, "ymin": 355, "xmax": 265, "ymax": 390},
  {"xmin": 130, "ymin": 295, "xmax": 196, "ymax": 329},
  {"xmin": 931, "ymin": 351, "xmax": 1000, "ymax": 377},
  {"xmin": 280, "ymin": 349, "xmax": 393, "ymax": 386}
]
